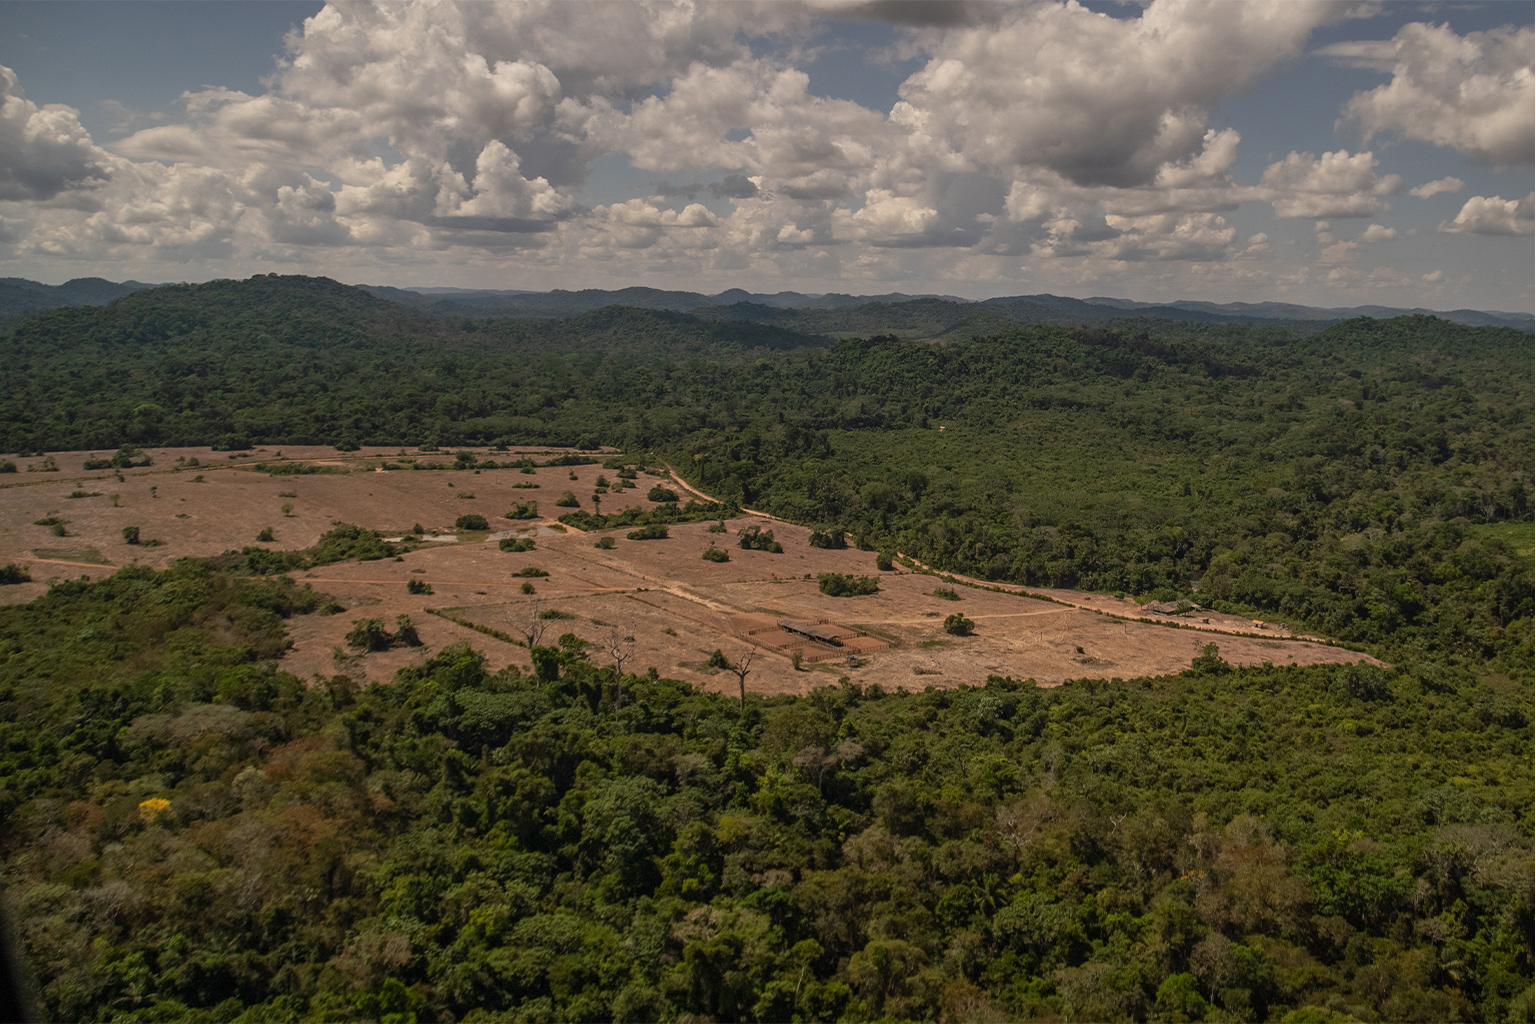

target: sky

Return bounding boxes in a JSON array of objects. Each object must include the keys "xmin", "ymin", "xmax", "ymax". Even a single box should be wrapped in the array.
[{"xmin": 0, "ymin": 1, "xmax": 1531, "ymax": 310}]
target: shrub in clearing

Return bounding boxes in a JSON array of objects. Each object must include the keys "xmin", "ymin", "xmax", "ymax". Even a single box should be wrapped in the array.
[
  {"xmin": 455, "ymin": 514, "xmax": 490, "ymax": 531},
  {"xmin": 702, "ymin": 547, "xmax": 729, "ymax": 562},
  {"xmin": 555, "ymin": 492, "xmax": 580, "ymax": 508},
  {"xmin": 933, "ymin": 588, "xmax": 961, "ymax": 601},
  {"xmin": 737, "ymin": 525, "xmax": 783, "ymax": 553},
  {"xmin": 818, "ymin": 573, "xmax": 879, "ymax": 597},
  {"xmin": 809, "ymin": 529, "xmax": 847, "ymax": 550},
  {"xmin": 707, "ymin": 521, "xmax": 727, "ymax": 533},
  {"xmin": 506, "ymin": 502, "xmax": 538, "ymax": 520},
  {"xmin": 627, "ymin": 524, "xmax": 669, "ymax": 541},
  {"xmin": 0, "ymin": 563, "xmax": 31, "ymax": 585},
  {"xmin": 345, "ymin": 618, "xmax": 393, "ymax": 651},
  {"xmin": 407, "ymin": 578, "xmax": 433, "ymax": 595},
  {"xmin": 943, "ymin": 613, "xmax": 975, "ymax": 636},
  {"xmin": 647, "ymin": 484, "xmax": 679, "ymax": 503},
  {"xmin": 122, "ymin": 526, "xmax": 140, "ymax": 545},
  {"xmin": 257, "ymin": 527, "xmax": 275, "ymax": 542},
  {"xmin": 875, "ymin": 552, "xmax": 894, "ymax": 571},
  {"xmin": 499, "ymin": 537, "xmax": 535, "ymax": 553},
  {"xmin": 517, "ymin": 567, "xmax": 550, "ymax": 577},
  {"xmin": 594, "ymin": 536, "xmax": 616, "ymax": 549},
  {"xmin": 521, "ymin": 582, "xmax": 536, "ymax": 594}
]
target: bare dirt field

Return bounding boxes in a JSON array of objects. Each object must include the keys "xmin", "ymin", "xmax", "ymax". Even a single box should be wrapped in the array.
[{"xmin": 1, "ymin": 446, "xmax": 1379, "ymax": 695}]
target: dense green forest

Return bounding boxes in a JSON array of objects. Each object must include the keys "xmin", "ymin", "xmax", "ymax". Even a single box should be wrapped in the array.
[
  {"xmin": 1, "ymin": 276, "xmax": 1531, "ymax": 1021},
  {"xmin": 0, "ymin": 563, "xmax": 1529, "ymax": 1022}
]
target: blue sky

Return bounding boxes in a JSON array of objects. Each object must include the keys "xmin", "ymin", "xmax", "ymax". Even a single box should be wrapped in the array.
[{"xmin": 0, "ymin": 1, "xmax": 1530, "ymax": 310}]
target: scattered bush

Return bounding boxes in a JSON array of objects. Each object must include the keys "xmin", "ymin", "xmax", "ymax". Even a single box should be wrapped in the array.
[
  {"xmin": 876, "ymin": 552, "xmax": 894, "ymax": 571},
  {"xmin": 256, "ymin": 527, "xmax": 275, "ymax": 542},
  {"xmin": 628, "ymin": 524, "xmax": 669, "ymax": 541},
  {"xmin": 595, "ymin": 536, "xmax": 616, "ymax": 550},
  {"xmin": 647, "ymin": 484, "xmax": 679, "ymax": 503},
  {"xmin": 0, "ymin": 563, "xmax": 31, "ymax": 585},
  {"xmin": 517, "ymin": 567, "xmax": 550, "ymax": 577},
  {"xmin": 455, "ymin": 514, "xmax": 490, "ymax": 531},
  {"xmin": 943, "ymin": 613, "xmax": 975, "ymax": 636},
  {"xmin": 702, "ymin": 547, "xmax": 730, "ymax": 562},
  {"xmin": 737, "ymin": 525, "xmax": 783, "ymax": 553},
  {"xmin": 407, "ymin": 578, "xmax": 434, "ymax": 595},
  {"xmin": 933, "ymin": 588, "xmax": 961, "ymax": 601},
  {"xmin": 560, "ymin": 500, "xmax": 729, "ymax": 533},
  {"xmin": 555, "ymin": 492, "xmax": 581, "ymax": 508},
  {"xmin": 346, "ymin": 616, "xmax": 421, "ymax": 650},
  {"xmin": 122, "ymin": 526, "xmax": 140, "ymax": 545},
  {"xmin": 393, "ymin": 615, "xmax": 422, "ymax": 647},
  {"xmin": 506, "ymin": 502, "xmax": 539, "ymax": 519},
  {"xmin": 84, "ymin": 445, "xmax": 152, "ymax": 471},
  {"xmin": 0, "ymin": 461, "xmax": 14, "ymax": 473},
  {"xmin": 819, "ymin": 573, "xmax": 879, "ymax": 597},
  {"xmin": 345, "ymin": 618, "xmax": 393, "ymax": 652},
  {"xmin": 809, "ymin": 529, "xmax": 847, "ymax": 550},
  {"xmin": 500, "ymin": 537, "xmax": 536, "ymax": 553},
  {"xmin": 707, "ymin": 649, "xmax": 730, "ymax": 669},
  {"xmin": 1190, "ymin": 643, "xmax": 1231, "ymax": 675},
  {"xmin": 540, "ymin": 608, "xmax": 576, "ymax": 620},
  {"xmin": 521, "ymin": 582, "xmax": 536, "ymax": 595},
  {"xmin": 708, "ymin": 521, "xmax": 727, "ymax": 533}
]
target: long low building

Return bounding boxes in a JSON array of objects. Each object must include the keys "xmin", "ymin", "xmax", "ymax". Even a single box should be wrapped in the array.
[{"xmin": 778, "ymin": 620, "xmax": 844, "ymax": 646}]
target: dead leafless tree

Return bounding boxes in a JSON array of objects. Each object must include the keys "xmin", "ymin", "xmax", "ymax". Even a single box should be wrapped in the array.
[
  {"xmin": 729, "ymin": 647, "xmax": 756, "ymax": 710},
  {"xmin": 993, "ymin": 788, "xmax": 1056, "ymax": 861},
  {"xmin": 604, "ymin": 622, "xmax": 637, "ymax": 708},
  {"xmin": 514, "ymin": 599, "xmax": 546, "ymax": 649}
]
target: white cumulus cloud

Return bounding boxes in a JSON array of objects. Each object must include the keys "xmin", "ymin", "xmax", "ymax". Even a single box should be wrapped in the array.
[
  {"xmin": 1439, "ymin": 194, "xmax": 1535, "ymax": 236},
  {"xmin": 1261, "ymin": 150, "xmax": 1400, "ymax": 219},
  {"xmin": 1321, "ymin": 22, "xmax": 1534, "ymax": 165},
  {"xmin": 1409, "ymin": 176, "xmax": 1464, "ymax": 199},
  {"xmin": 892, "ymin": 0, "xmax": 1340, "ymax": 187},
  {"xmin": 0, "ymin": 65, "xmax": 115, "ymax": 200}
]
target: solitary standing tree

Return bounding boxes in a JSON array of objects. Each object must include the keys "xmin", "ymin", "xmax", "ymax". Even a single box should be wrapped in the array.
[
  {"xmin": 604, "ymin": 623, "xmax": 636, "ymax": 707},
  {"xmin": 514, "ymin": 599, "xmax": 547, "ymax": 650},
  {"xmin": 728, "ymin": 647, "xmax": 756, "ymax": 710}
]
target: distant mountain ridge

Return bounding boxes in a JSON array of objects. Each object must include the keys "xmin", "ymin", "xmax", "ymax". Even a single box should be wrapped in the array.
[
  {"xmin": 0, "ymin": 276, "xmax": 155, "ymax": 319},
  {"xmin": 353, "ymin": 282, "xmax": 1532, "ymax": 332},
  {"xmin": 0, "ymin": 275, "xmax": 1528, "ymax": 332}
]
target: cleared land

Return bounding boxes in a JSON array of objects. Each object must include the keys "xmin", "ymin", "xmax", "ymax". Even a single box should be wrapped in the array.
[{"xmin": 0, "ymin": 446, "xmax": 1378, "ymax": 694}]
